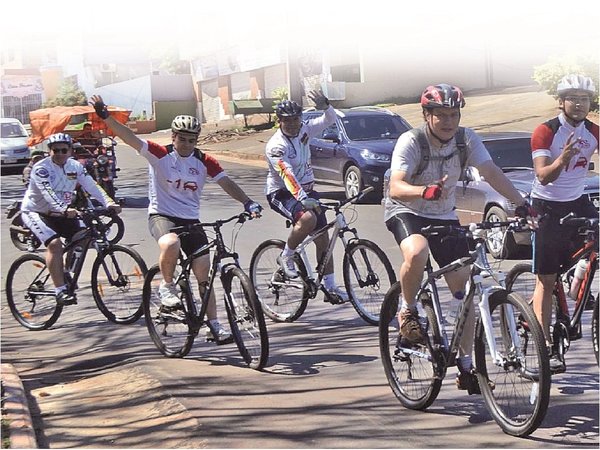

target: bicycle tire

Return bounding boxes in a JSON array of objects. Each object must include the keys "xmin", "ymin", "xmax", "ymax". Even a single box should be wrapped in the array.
[
  {"xmin": 379, "ymin": 281, "xmax": 442, "ymax": 410},
  {"xmin": 474, "ymin": 291, "xmax": 550, "ymax": 437},
  {"xmin": 504, "ymin": 262, "xmax": 535, "ymax": 300},
  {"xmin": 249, "ymin": 239, "xmax": 309, "ymax": 322},
  {"xmin": 593, "ymin": 298, "xmax": 599, "ymax": 364},
  {"xmin": 143, "ymin": 264, "xmax": 195, "ymax": 357},
  {"xmin": 101, "ymin": 214, "xmax": 125, "ymax": 245},
  {"xmin": 10, "ymin": 213, "xmax": 41, "ymax": 252},
  {"xmin": 343, "ymin": 239, "xmax": 396, "ymax": 325},
  {"xmin": 223, "ymin": 266, "xmax": 269, "ymax": 370},
  {"xmin": 91, "ymin": 244, "xmax": 148, "ymax": 324},
  {"xmin": 5, "ymin": 253, "xmax": 62, "ymax": 330}
]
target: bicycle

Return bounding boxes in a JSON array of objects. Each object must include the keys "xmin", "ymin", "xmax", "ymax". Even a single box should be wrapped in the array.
[
  {"xmin": 379, "ymin": 219, "xmax": 550, "ymax": 437},
  {"xmin": 5, "ymin": 207, "xmax": 147, "ymax": 330},
  {"xmin": 505, "ymin": 213, "xmax": 599, "ymax": 366},
  {"xmin": 249, "ymin": 187, "xmax": 396, "ymax": 325},
  {"xmin": 142, "ymin": 212, "xmax": 269, "ymax": 371}
]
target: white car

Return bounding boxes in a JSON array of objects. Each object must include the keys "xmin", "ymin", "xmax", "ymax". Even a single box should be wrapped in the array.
[{"xmin": 1, "ymin": 118, "xmax": 31, "ymax": 172}]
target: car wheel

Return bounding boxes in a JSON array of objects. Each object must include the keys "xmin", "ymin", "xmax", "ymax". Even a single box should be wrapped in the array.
[
  {"xmin": 344, "ymin": 166, "xmax": 362, "ymax": 199},
  {"xmin": 485, "ymin": 206, "xmax": 518, "ymax": 259}
]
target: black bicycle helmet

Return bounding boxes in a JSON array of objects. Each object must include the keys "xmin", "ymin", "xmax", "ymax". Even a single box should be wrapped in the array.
[{"xmin": 275, "ymin": 100, "xmax": 303, "ymax": 118}]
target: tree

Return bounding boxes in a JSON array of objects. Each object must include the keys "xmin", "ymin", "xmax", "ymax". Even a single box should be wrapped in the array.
[
  {"xmin": 533, "ymin": 54, "xmax": 599, "ymax": 111},
  {"xmin": 43, "ymin": 80, "xmax": 87, "ymax": 107}
]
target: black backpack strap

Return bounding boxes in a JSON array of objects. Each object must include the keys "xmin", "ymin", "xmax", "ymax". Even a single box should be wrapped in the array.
[
  {"xmin": 584, "ymin": 118, "xmax": 595, "ymax": 134},
  {"xmin": 455, "ymin": 126, "xmax": 468, "ymax": 176},
  {"xmin": 410, "ymin": 127, "xmax": 431, "ymax": 181},
  {"xmin": 193, "ymin": 148, "xmax": 204, "ymax": 161},
  {"xmin": 165, "ymin": 144, "xmax": 175, "ymax": 154}
]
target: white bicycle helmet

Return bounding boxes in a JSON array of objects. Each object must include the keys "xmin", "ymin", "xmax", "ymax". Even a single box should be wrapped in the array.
[
  {"xmin": 171, "ymin": 115, "xmax": 201, "ymax": 134},
  {"xmin": 47, "ymin": 133, "xmax": 73, "ymax": 147},
  {"xmin": 557, "ymin": 74, "xmax": 596, "ymax": 96}
]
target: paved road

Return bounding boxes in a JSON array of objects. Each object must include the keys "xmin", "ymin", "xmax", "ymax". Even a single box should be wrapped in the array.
[{"xmin": 1, "ymin": 146, "xmax": 598, "ymax": 448}]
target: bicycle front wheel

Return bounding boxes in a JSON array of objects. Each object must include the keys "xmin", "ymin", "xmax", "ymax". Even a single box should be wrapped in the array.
[
  {"xmin": 92, "ymin": 244, "xmax": 148, "ymax": 324},
  {"xmin": 223, "ymin": 267, "xmax": 269, "ymax": 370},
  {"xmin": 101, "ymin": 214, "xmax": 125, "ymax": 245},
  {"xmin": 249, "ymin": 239, "xmax": 308, "ymax": 322},
  {"xmin": 5, "ymin": 254, "xmax": 62, "ymax": 330},
  {"xmin": 343, "ymin": 239, "xmax": 396, "ymax": 325},
  {"xmin": 379, "ymin": 281, "xmax": 442, "ymax": 410},
  {"xmin": 592, "ymin": 298, "xmax": 599, "ymax": 364},
  {"xmin": 143, "ymin": 264, "xmax": 195, "ymax": 357},
  {"xmin": 505, "ymin": 263, "xmax": 536, "ymax": 301},
  {"xmin": 474, "ymin": 291, "xmax": 550, "ymax": 437}
]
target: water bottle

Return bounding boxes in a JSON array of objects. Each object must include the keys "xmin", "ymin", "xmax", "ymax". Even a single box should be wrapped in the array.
[
  {"xmin": 446, "ymin": 291, "xmax": 464, "ymax": 326},
  {"xmin": 68, "ymin": 246, "xmax": 83, "ymax": 272},
  {"xmin": 568, "ymin": 259, "xmax": 589, "ymax": 300}
]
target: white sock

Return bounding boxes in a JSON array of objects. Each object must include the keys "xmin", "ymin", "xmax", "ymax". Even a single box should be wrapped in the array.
[
  {"xmin": 458, "ymin": 355, "xmax": 473, "ymax": 372},
  {"xmin": 55, "ymin": 285, "xmax": 68, "ymax": 295},
  {"xmin": 323, "ymin": 273, "xmax": 337, "ymax": 290},
  {"xmin": 282, "ymin": 244, "xmax": 295, "ymax": 257}
]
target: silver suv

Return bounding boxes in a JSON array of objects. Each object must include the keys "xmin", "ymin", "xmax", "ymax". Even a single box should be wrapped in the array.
[{"xmin": 1, "ymin": 118, "xmax": 31, "ymax": 172}]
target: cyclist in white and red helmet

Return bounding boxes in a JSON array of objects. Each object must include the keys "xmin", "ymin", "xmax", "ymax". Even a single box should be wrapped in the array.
[
  {"xmin": 383, "ymin": 83, "xmax": 531, "ymax": 394},
  {"xmin": 529, "ymin": 74, "xmax": 599, "ymax": 372},
  {"xmin": 20, "ymin": 132, "xmax": 121, "ymax": 306},
  {"xmin": 90, "ymin": 95, "xmax": 262, "ymax": 344}
]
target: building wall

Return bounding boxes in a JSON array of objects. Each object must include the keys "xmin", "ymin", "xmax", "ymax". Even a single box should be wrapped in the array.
[
  {"xmin": 264, "ymin": 64, "xmax": 287, "ymax": 98},
  {"xmin": 231, "ymin": 72, "xmax": 251, "ymax": 100}
]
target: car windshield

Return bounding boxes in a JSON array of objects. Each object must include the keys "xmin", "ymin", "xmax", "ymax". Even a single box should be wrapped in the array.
[
  {"xmin": 484, "ymin": 138, "xmax": 533, "ymax": 170},
  {"xmin": 342, "ymin": 116, "xmax": 410, "ymax": 141},
  {"xmin": 1, "ymin": 122, "xmax": 28, "ymax": 138}
]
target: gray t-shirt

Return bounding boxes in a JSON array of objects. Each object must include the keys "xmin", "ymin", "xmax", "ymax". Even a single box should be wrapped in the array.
[{"xmin": 383, "ymin": 126, "xmax": 491, "ymax": 222}]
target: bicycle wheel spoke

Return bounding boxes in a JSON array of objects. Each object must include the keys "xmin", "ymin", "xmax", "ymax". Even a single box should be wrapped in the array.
[{"xmin": 92, "ymin": 245, "xmax": 147, "ymax": 324}]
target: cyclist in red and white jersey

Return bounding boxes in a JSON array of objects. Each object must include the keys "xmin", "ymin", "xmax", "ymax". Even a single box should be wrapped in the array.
[
  {"xmin": 21, "ymin": 133, "xmax": 121, "ymax": 306},
  {"xmin": 90, "ymin": 95, "xmax": 262, "ymax": 344},
  {"xmin": 265, "ymin": 90, "xmax": 348, "ymax": 303},
  {"xmin": 529, "ymin": 74, "xmax": 599, "ymax": 372}
]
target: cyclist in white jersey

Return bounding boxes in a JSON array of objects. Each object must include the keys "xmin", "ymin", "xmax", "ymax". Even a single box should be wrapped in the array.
[
  {"xmin": 90, "ymin": 95, "xmax": 262, "ymax": 344},
  {"xmin": 529, "ymin": 74, "xmax": 599, "ymax": 372},
  {"xmin": 265, "ymin": 90, "xmax": 349, "ymax": 303},
  {"xmin": 21, "ymin": 133, "xmax": 121, "ymax": 306}
]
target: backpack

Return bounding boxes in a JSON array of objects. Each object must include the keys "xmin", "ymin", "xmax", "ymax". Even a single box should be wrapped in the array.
[{"xmin": 410, "ymin": 126, "xmax": 467, "ymax": 182}]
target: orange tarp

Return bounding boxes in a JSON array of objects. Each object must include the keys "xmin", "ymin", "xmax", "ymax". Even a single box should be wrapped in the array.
[{"xmin": 28, "ymin": 106, "xmax": 131, "ymax": 146}]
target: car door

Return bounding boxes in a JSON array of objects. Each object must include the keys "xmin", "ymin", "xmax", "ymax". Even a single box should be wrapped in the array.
[
  {"xmin": 454, "ymin": 166, "xmax": 488, "ymax": 223},
  {"xmin": 310, "ymin": 123, "xmax": 343, "ymax": 183}
]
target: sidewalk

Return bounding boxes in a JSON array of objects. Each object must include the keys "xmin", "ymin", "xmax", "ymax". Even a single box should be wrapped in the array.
[{"xmin": 1, "ymin": 364, "xmax": 38, "ymax": 449}]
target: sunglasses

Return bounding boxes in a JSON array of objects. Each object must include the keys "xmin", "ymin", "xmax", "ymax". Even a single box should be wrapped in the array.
[{"xmin": 52, "ymin": 147, "xmax": 70, "ymax": 154}]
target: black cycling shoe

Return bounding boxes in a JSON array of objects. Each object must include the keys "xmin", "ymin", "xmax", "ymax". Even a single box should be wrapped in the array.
[{"xmin": 56, "ymin": 291, "xmax": 77, "ymax": 306}]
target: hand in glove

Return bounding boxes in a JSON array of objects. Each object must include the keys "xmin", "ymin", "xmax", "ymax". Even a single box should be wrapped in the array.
[
  {"xmin": 90, "ymin": 95, "xmax": 109, "ymax": 119},
  {"xmin": 244, "ymin": 200, "xmax": 263, "ymax": 218},
  {"xmin": 307, "ymin": 90, "xmax": 330, "ymax": 110},
  {"xmin": 301, "ymin": 197, "xmax": 322, "ymax": 214}
]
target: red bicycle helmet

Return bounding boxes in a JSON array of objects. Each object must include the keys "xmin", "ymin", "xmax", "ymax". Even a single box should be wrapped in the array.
[{"xmin": 421, "ymin": 84, "xmax": 466, "ymax": 109}]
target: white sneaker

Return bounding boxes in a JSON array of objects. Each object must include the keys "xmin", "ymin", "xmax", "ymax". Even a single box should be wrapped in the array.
[
  {"xmin": 324, "ymin": 285, "xmax": 349, "ymax": 304},
  {"xmin": 158, "ymin": 280, "xmax": 181, "ymax": 307},
  {"xmin": 206, "ymin": 320, "xmax": 233, "ymax": 345},
  {"xmin": 277, "ymin": 253, "xmax": 298, "ymax": 279}
]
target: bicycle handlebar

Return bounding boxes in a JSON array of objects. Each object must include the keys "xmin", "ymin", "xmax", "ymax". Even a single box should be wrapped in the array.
[
  {"xmin": 559, "ymin": 212, "xmax": 599, "ymax": 230},
  {"xmin": 421, "ymin": 218, "xmax": 528, "ymax": 237},
  {"xmin": 169, "ymin": 212, "xmax": 253, "ymax": 235},
  {"xmin": 320, "ymin": 186, "xmax": 375, "ymax": 210}
]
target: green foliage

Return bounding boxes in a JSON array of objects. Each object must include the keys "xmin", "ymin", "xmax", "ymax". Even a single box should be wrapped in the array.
[
  {"xmin": 532, "ymin": 54, "xmax": 599, "ymax": 110},
  {"xmin": 43, "ymin": 80, "xmax": 87, "ymax": 107},
  {"xmin": 270, "ymin": 87, "xmax": 289, "ymax": 128}
]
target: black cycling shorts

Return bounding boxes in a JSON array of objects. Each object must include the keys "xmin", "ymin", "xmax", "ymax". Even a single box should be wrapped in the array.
[
  {"xmin": 267, "ymin": 189, "xmax": 327, "ymax": 232},
  {"xmin": 148, "ymin": 214, "xmax": 210, "ymax": 257}
]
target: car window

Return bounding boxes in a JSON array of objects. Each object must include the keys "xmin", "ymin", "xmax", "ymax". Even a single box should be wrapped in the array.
[
  {"xmin": 342, "ymin": 116, "xmax": 410, "ymax": 141},
  {"xmin": 1, "ymin": 122, "xmax": 28, "ymax": 138},
  {"xmin": 321, "ymin": 123, "xmax": 339, "ymax": 138},
  {"xmin": 484, "ymin": 138, "xmax": 533, "ymax": 169}
]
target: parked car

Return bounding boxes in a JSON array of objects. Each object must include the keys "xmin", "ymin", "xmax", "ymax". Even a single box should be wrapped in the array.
[
  {"xmin": 1, "ymin": 118, "xmax": 31, "ymax": 172},
  {"xmin": 305, "ymin": 107, "xmax": 412, "ymax": 200},
  {"xmin": 454, "ymin": 131, "xmax": 599, "ymax": 258}
]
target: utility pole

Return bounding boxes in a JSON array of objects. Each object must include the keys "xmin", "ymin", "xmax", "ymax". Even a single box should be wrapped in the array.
[{"xmin": 287, "ymin": 42, "xmax": 303, "ymax": 104}]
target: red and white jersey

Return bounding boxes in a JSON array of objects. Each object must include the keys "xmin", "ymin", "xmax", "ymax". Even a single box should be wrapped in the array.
[
  {"xmin": 531, "ymin": 114, "xmax": 599, "ymax": 202},
  {"xmin": 140, "ymin": 141, "xmax": 226, "ymax": 219}
]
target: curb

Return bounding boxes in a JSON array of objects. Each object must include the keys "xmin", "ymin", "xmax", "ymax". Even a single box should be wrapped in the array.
[{"xmin": 1, "ymin": 363, "xmax": 38, "ymax": 449}]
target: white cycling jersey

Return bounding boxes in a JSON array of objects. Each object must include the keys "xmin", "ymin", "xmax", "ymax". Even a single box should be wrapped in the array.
[
  {"xmin": 265, "ymin": 106, "xmax": 336, "ymax": 200},
  {"xmin": 21, "ymin": 156, "xmax": 114, "ymax": 215},
  {"xmin": 139, "ymin": 141, "xmax": 226, "ymax": 219}
]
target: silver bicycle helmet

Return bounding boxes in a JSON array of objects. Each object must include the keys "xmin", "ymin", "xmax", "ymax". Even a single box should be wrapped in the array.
[
  {"xmin": 171, "ymin": 115, "xmax": 201, "ymax": 134},
  {"xmin": 557, "ymin": 74, "xmax": 596, "ymax": 96}
]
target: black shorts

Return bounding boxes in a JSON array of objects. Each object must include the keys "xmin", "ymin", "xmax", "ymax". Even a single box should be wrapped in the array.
[
  {"xmin": 21, "ymin": 211, "xmax": 84, "ymax": 247},
  {"xmin": 386, "ymin": 213, "xmax": 470, "ymax": 268},
  {"xmin": 532, "ymin": 196, "xmax": 598, "ymax": 275},
  {"xmin": 148, "ymin": 214, "xmax": 210, "ymax": 257},
  {"xmin": 267, "ymin": 189, "xmax": 327, "ymax": 232}
]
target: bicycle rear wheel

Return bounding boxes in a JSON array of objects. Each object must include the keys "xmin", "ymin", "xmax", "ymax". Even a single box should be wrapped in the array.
[
  {"xmin": 5, "ymin": 254, "xmax": 62, "ymax": 330},
  {"xmin": 143, "ymin": 264, "xmax": 195, "ymax": 357},
  {"xmin": 249, "ymin": 239, "xmax": 308, "ymax": 322},
  {"xmin": 474, "ymin": 291, "xmax": 550, "ymax": 437},
  {"xmin": 343, "ymin": 239, "xmax": 396, "ymax": 325},
  {"xmin": 223, "ymin": 267, "xmax": 269, "ymax": 370},
  {"xmin": 92, "ymin": 244, "xmax": 147, "ymax": 324},
  {"xmin": 505, "ymin": 262, "xmax": 535, "ymax": 301},
  {"xmin": 379, "ymin": 281, "xmax": 442, "ymax": 410}
]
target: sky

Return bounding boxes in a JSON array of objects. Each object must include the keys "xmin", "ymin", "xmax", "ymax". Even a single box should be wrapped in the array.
[{"xmin": 1, "ymin": 0, "xmax": 598, "ymax": 59}]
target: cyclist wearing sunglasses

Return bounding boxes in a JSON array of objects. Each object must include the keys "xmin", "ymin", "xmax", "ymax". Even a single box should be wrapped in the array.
[
  {"xmin": 20, "ymin": 132, "xmax": 121, "ymax": 306},
  {"xmin": 89, "ymin": 95, "xmax": 262, "ymax": 344},
  {"xmin": 529, "ymin": 74, "xmax": 599, "ymax": 371}
]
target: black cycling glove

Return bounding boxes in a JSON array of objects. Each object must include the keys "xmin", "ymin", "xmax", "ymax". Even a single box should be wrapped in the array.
[{"xmin": 93, "ymin": 100, "xmax": 110, "ymax": 119}]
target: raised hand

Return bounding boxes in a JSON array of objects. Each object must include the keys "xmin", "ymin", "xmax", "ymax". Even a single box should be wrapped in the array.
[
  {"xmin": 307, "ymin": 90, "xmax": 330, "ymax": 110},
  {"xmin": 90, "ymin": 95, "xmax": 109, "ymax": 119}
]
